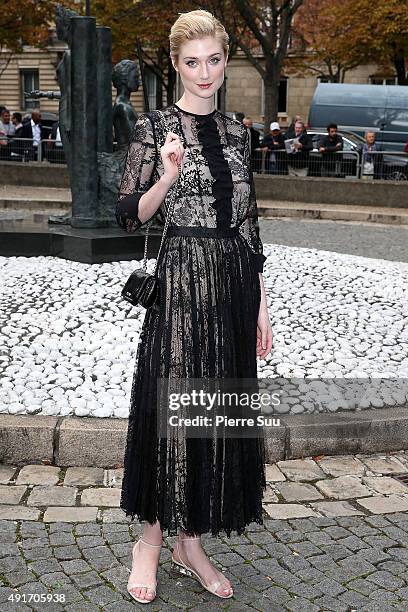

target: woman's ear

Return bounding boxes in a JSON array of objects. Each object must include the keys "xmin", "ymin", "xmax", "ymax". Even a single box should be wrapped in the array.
[{"xmin": 171, "ymin": 56, "xmax": 178, "ymax": 72}]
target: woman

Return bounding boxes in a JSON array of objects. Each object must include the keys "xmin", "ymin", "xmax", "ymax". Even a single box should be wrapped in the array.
[{"xmin": 115, "ymin": 9, "xmax": 273, "ymax": 604}]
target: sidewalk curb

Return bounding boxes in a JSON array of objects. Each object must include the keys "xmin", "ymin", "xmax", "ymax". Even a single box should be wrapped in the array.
[
  {"xmin": 1, "ymin": 407, "xmax": 407, "ymax": 467},
  {"xmin": 0, "ymin": 198, "xmax": 70, "ymax": 209},
  {"xmin": 257, "ymin": 203, "xmax": 408, "ymax": 225}
]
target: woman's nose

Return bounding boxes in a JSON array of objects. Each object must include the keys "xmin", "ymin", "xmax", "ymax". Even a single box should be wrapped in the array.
[{"xmin": 199, "ymin": 64, "xmax": 209, "ymax": 79}]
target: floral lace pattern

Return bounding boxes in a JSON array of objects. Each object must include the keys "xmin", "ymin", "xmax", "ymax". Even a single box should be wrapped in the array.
[
  {"xmin": 115, "ymin": 105, "xmax": 266, "ymax": 272},
  {"xmin": 117, "ymin": 104, "xmax": 267, "ymax": 537}
]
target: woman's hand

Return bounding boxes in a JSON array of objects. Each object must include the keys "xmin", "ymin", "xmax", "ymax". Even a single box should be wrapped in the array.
[
  {"xmin": 256, "ymin": 304, "xmax": 273, "ymax": 359},
  {"xmin": 256, "ymin": 274, "xmax": 272, "ymax": 359},
  {"xmin": 161, "ymin": 131, "xmax": 185, "ymax": 184}
]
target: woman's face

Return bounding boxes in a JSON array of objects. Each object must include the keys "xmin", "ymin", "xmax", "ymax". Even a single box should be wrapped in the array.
[{"xmin": 173, "ymin": 36, "xmax": 227, "ymax": 101}]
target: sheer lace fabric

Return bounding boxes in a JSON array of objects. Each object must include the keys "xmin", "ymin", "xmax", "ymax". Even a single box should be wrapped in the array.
[
  {"xmin": 116, "ymin": 104, "xmax": 267, "ymax": 537},
  {"xmin": 116, "ymin": 104, "xmax": 266, "ymax": 272}
]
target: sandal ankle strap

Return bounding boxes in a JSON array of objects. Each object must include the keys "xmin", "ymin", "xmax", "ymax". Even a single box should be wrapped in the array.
[{"xmin": 139, "ymin": 537, "xmax": 162, "ymax": 548}]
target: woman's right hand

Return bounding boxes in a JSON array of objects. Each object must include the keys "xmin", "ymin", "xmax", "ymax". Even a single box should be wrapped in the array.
[{"xmin": 160, "ymin": 131, "xmax": 185, "ymax": 184}]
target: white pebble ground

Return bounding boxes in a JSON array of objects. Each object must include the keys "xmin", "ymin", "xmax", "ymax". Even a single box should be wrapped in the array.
[{"xmin": 1, "ymin": 245, "xmax": 407, "ymax": 417}]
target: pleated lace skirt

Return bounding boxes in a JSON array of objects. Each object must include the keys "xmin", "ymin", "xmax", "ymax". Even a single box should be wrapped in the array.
[{"xmin": 120, "ymin": 225, "xmax": 267, "ymax": 537}]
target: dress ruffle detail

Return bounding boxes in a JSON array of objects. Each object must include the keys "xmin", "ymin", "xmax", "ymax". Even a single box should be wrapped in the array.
[{"xmin": 195, "ymin": 114, "xmax": 234, "ymax": 229}]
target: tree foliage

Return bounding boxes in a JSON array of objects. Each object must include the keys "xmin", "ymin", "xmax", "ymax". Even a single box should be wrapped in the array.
[
  {"xmin": 88, "ymin": 0, "xmax": 305, "ymax": 121},
  {"xmin": 337, "ymin": 0, "xmax": 408, "ymax": 85},
  {"xmin": 290, "ymin": 0, "xmax": 408, "ymax": 84},
  {"xmin": 0, "ymin": 0, "xmax": 55, "ymax": 76},
  {"xmin": 288, "ymin": 0, "xmax": 365, "ymax": 82}
]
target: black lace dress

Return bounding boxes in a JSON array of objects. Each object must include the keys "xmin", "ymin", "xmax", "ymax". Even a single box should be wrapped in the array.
[{"xmin": 115, "ymin": 103, "xmax": 267, "ymax": 537}]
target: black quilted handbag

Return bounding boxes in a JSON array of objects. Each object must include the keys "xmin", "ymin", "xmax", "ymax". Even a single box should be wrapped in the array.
[{"xmin": 121, "ymin": 110, "xmax": 180, "ymax": 310}]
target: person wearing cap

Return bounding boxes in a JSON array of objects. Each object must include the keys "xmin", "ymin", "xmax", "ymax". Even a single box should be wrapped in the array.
[{"xmin": 260, "ymin": 121, "xmax": 286, "ymax": 174}]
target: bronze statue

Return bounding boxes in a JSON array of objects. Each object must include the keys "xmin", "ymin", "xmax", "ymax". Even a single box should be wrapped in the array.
[
  {"xmin": 25, "ymin": 4, "xmax": 147, "ymax": 229},
  {"xmin": 55, "ymin": 5, "xmax": 78, "ymax": 176},
  {"xmin": 112, "ymin": 60, "xmax": 140, "ymax": 147}
]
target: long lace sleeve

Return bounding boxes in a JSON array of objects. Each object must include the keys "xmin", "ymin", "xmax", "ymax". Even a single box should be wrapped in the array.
[
  {"xmin": 239, "ymin": 127, "xmax": 267, "ymax": 273},
  {"xmin": 115, "ymin": 113, "xmax": 160, "ymax": 232}
]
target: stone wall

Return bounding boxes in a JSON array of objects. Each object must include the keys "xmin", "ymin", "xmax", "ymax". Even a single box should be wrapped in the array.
[{"xmin": 2, "ymin": 162, "xmax": 407, "ymax": 210}]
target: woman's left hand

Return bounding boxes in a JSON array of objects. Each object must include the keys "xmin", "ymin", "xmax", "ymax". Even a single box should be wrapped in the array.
[{"xmin": 256, "ymin": 305, "xmax": 273, "ymax": 359}]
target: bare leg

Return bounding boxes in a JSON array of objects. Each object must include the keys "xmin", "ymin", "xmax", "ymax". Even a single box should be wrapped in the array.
[
  {"xmin": 128, "ymin": 520, "xmax": 163, "ymax": 602},
  {"xmin": 173, "ymin": 529, "xmax": 233, "ymax": 597}
]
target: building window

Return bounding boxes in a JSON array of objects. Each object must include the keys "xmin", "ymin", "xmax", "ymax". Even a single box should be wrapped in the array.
[
  {"xmin": 20, "ymin": 69, "xmax": 39, "ymax": 110},
  {"xmin": 278, "ymin": 78, "xmax": 288, "ymax": 114},
  {"xmin": 261, "ymin": 77, "xmax": 288, "ymax": 115},
  {"xmin": 370, "ymin": 76, "xmax": 397, "ymax": 85},
  {"xmin": 144, "ymin": 66, "xmax": 157, "ymax": 110}
]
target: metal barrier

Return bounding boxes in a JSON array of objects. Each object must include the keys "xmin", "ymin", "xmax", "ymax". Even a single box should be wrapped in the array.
[
  {"xmin": 0, "ymin": 137, "xmax": 37, "ymax": 162},
  {"xmin": 0, "ymin": 137, "xmax": 66, "ymax": 164},
  {"xmin": 2, "ymin": 135, "xmax": 407, "ymax": 182},
  {"xmin": 0, "ymin": 137, "xmax": 123, "ymax": 164},
  {"xmin": 0, "ymin": 135, "xmax": 66, "ymax": 164},
  {"xmin": 361, "ymin": 150, "xmax": 408, "ymax": 181},
  {"xmin": 41, "ymin": 139, "xmax": 66, "ymax": 164},
  {"xmin": 252, "ymin": 148, "xmax": 360, "ymax": 179}
]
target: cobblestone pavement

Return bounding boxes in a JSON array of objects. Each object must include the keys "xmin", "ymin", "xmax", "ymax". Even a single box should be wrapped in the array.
[
  {"xmin": 259, "ymin": 218, "xmax": 408, "ymax": 263},
  {"xmin": 1, "ymin": 451, "xmax": 408, "ymax": 611}
]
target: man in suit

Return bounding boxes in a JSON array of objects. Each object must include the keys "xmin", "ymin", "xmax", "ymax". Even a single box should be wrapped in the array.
[{"xmin": 18, "ymin": 110, "xmax": 46, "ymax": 160}]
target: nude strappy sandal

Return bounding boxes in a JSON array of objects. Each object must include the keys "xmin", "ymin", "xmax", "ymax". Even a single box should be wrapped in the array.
[
  {"xmin": 171, "ymin": 536, "xmax": 233, "ymax": 599},
  {"xmin": 127, "ymin": 537, "xmax": 162, "ymax": 604}
]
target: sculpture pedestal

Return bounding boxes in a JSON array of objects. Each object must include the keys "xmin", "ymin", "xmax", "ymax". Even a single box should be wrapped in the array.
[{"xmin": 0, "ymin": 213, "xmax": 162, "ymax": 264}]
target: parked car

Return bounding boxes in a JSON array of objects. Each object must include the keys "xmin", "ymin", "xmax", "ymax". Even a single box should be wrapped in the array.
[{"xmin": 307, "ymin": 130, "xmax": 408, "ymax": 180}]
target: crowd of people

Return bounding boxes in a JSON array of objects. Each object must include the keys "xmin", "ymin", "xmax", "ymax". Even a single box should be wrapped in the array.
[
  {"xmin": 2, "ymin": 105, "xmax": 407, "ymax": 176},
  {"xmin": 240, "ymin": 113, "xmax": 408, "ymax": 178},
  {"xmin": 0, "ymin": 106, "xmax": 63, "ymax": 162},
  {"xmin": 0, "ymin": 108, "xmax": 23, "ymax": 139}
]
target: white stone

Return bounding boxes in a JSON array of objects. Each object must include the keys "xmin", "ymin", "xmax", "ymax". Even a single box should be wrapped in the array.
[{"xmin": 1, "ymin": 248, "xmax": 408, "ymax": 417}]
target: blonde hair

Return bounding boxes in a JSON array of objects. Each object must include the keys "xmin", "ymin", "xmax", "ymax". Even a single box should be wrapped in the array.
[{"xmin": 169, "ymin": 9, "xmax": 229, "ymax": 64}]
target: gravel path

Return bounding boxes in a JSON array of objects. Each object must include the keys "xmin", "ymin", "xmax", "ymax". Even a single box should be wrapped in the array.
[{"xmin": 259, "ymin": 218, "xmax": 408, "ymax": 263}]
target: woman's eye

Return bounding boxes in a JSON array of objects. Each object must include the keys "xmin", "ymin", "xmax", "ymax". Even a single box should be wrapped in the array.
[{"xmin": 185, "ymin": 58, "xmax": 221, "ymax": 67}]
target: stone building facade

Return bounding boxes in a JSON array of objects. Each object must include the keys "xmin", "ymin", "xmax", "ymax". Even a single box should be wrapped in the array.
[{"xmin": 0, "ymin": 42, "xmax": 396, "ymax": 130}]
